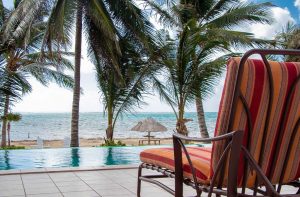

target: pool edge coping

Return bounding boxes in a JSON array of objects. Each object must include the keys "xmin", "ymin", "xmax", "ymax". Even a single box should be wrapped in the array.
[{"xmin": 0, "ymin": 165, "xmax": 139, "ymax": 176}]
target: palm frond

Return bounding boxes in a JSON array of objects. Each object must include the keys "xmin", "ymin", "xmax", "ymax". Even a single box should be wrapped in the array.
[
  {"xmin": 2, "ymin": 0, "xmax": 48, "ymax": 46},
  {"xmin": 204, "ymin": 28, "xmax": 274, "ymax": 49},
  {"xmin": 25, "ymin": 51, "xmax": 75, "ymax": 71},
  {"xmin": 203, "ymin": 0, "xmax": 240, "ymax": 21},
  {"xmin": 105, "ymin": 0, "xmax": 157, "ymax": 52},
  {"xmin": 42, "ymin": 0, "xmax": 76, "ymax": 51},
  {"xmin": 141, "ymin": 0, "xmax": 179, "ymax": 28},
  {"xmin": 84, "ymin": 14, "xmax": 122, "ymax": 77},
  {"xmin": 152, "ymin": 75, "xmax": 178, "ymax": 117},
  {"xmin": 196, "ymin": 56, "xmax": 227, "ymax": 99},
  {"xmin": 20, "ymin": 64, "xmax": 74, "ymax": 89},
  {"xmin": 0, "ymin": 67, "xmax": 32, "ymax": 112},
  {"xmin": 206, "ymin": 2, "xmax": 273, "ymax": 29}
]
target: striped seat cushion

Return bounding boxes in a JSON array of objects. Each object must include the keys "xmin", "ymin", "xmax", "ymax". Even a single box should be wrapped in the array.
[
  {"xmin": 140, "ymin": 147, "xmax": 212, "ymax": 184},
  {"xmin": 212, "ymin": 58, "xmax": 300, "ymax": 187}
]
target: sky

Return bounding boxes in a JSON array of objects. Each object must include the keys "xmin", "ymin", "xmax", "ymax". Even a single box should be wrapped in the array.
[{"xmin": 3, "ymin": 0, "xmax": 300, "ymax": 113}]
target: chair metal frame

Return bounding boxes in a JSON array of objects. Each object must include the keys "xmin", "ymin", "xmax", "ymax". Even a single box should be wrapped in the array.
[{"xmin": 137, "ymin": 49, "xmax": 300, "ymax": 197}]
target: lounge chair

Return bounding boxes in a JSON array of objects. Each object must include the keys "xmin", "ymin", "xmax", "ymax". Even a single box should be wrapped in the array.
[{"xmin": 137, "ymin": 49, "xmax": 300, "ymax": 197}]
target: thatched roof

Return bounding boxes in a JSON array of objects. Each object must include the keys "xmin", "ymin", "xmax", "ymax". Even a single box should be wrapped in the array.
[{"xmin": 131, "ymin": 117, "xmax": 167, "ymax": 132}]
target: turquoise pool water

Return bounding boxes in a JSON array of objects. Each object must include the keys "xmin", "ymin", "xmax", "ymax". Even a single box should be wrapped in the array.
[{"xmin": 0, "ymin": 146, "xmax": 169, "ymax": 170}]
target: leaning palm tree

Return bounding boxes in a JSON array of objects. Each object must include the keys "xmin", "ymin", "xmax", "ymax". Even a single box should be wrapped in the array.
[
  {"xmin": 1, "ymin": 113, "xmax": 22, "ymax": 147},
  {"xmin": 43, "ymin": 0, "xmax": 156, "ymax": 147},
  {"xmin": 147, "ymin": 0, "xmax": 274, "ymax": 136},
  {"xmin": 0, "ymin": 1, "xmax": 74, "ymax": 147}
]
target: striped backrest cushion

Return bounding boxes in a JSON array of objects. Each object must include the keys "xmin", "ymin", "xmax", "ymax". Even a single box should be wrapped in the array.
[{"xmin": 211, "ymin": 57, "xmax": 300, "ymax": 187}]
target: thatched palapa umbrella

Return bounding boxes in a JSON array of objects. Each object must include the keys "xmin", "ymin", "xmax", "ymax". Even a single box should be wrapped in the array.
[{"xmin": 131, "ymin": 117, "xmax": 167, "ymax": 145}]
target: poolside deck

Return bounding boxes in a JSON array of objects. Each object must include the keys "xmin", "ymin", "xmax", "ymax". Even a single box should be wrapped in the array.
[
  {"xmin": 0, "ymin": 168, "xmax": 297, "ymax": 197},
  {"xmin": 0, "ymin": 168, "xmax": 197, "ymax": 197}
]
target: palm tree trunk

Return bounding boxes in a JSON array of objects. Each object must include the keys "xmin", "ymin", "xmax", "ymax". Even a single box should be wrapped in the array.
[
  {"xmin": 70, "ymin": 0, "xmax": 83, "ymax": 147},
  {"xmin": 1, "ymin": 94, "xmax": 9, "ymax": 147},
  {"xmin": 176, "ymin": 100, "xmax": 188, "ymax": 135},
  {"xmin": 106, "ymin": 107, "xmax": 114, "ymax": 141},
  {"xmin": 7, "ymin": 122, "xmax": 10, "ymax": 147},
  {"xmin": 196, "ymin": 96, "xmax": 209, "ymax": 138}
]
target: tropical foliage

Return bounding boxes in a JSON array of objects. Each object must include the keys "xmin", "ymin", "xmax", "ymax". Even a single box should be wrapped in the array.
[
  {"xmin": 146, "ymin": 0, "xmax": 274, "ymax": 135},
  {"xmin": 0, "ymin": 1, "xmax": 74, "ymax": 147},
  {"xmin": 275, "ymin": 22, "xmax": 300, "ymax": 62}
]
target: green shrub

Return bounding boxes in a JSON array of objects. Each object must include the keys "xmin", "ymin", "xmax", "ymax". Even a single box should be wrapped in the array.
[
  {"xmin": 0, "ymin": 145, "xmax": 25, "ymax": 150},
  {"xmin": 101, "ymin": 139, "xmax": 126, "ymax": 147}
]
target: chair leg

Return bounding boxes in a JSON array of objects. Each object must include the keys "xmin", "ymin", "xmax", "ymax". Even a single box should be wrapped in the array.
[
  {"xmin": 137, "ymin": 164, "xmax": 143, "ymax": 197},
  {"xmin": 174, "ymin": 138, "xmax": 183, "ymax": 197},
  {"xmin": 196, "ymin": 189, "xmax": 202, "ymax": 197}
]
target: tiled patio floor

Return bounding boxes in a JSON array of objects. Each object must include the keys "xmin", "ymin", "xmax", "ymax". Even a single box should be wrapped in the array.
[
  {"xmin": 0, "ymin": 168, "xmax": 298, "ymax": 197},
  {"xmin": 0, "ymin": 168, "xmax": 196, "ymax": 197}
]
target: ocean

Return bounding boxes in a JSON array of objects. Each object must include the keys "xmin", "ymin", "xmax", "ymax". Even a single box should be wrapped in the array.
[{"xmin": 3, "ymin": 112, "xmax": 217, "ymax": 141}]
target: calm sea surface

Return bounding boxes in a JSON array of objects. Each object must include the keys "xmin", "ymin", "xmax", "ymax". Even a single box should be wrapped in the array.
[{"xmin": 4, "ymin": 112, "xmax": 217, "ymax": 140}]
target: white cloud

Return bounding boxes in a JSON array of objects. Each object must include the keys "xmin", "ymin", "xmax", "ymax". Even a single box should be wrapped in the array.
[
  {"xmin": 249, "ymin": 7, "xmax": 295, "ymax": 39},
  {"xmin": 295, "ymin": 0, "xmax": 300, "ymax": 9}
]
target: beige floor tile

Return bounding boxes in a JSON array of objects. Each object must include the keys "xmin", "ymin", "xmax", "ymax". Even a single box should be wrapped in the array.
[
  {"xmin": 89, "ymin": 183, "xmax": 123, "ymax": 190},
  {"xmin": 27, "ymin": 193, "xmax": 63, "ymax": 197},
  {"xmin": 83, "ymin": 179, "xmax": 114, "ymax": 185},
  {"xmin": 0, "ymin": 179, "xmax": 23, "ymax": 186},
  {"xmin": 58, "ymin": 184, "xmax": 92, "ymax": 192},
  {"xmin": 54, "ymin": 180, "xmax": 86, "ymax": 187},
  {"xmin": 51, "ymin": 176, "xmax": 80, "ymax": 182},
  {"xmin": 62, "ymin": 191, "xmax": 100, "ymax": 197},
  {"xmin": 94, "ymin": 187, "xmax": 134, "ymax": 196},
  {"xmin": 22, "ymin": 178, "xmax": 53, "ymax": 185},
  {"xmin": 0, "ymin": 189, "xmax": 25, "ymax": 197},
  {"xmin": 21, "ymin": 174, "xmax": 49, "ymax": 180},
  {"xmin": 25, "ymin": 186, "xmax": 60, "ymax": 195},
  {"xmin": 0, "ymin": 175, "xmax": 21, "ymax": 181},
  {"xmin": 0, "ymin": 183, "xmax": 24, "ymax": 190},
  {"xmin": 23, "ymin": 182, "xmax": 56, "ymax": 189}
]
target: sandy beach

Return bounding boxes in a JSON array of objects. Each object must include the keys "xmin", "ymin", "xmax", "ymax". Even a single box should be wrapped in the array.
[{"xmin": 10, "ymin": 138, "xmax": 174, "ymax": 148}]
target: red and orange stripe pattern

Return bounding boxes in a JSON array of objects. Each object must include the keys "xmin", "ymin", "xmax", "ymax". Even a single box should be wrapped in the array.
[
  {"xmin": 212, "ymin": 58, "xmax": 300, "ymax": 186},
  {"xmin": 140, "ymin": 147, "xmax": 212, "ymax": 184}
]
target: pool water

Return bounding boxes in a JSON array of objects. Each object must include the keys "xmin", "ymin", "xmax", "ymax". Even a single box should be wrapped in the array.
[{"xmin": 0, "ymin": 146, "xmax": 170, "ymax": 170}]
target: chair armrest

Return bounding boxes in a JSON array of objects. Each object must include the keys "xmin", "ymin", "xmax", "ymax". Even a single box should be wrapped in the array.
[
  {"xmin": 172, "ymin": 130, "xmax": 244, "ymax": 196},
  {"xmin": 173, "ymin": 130, "xmax": 241, "ymax": 143}
]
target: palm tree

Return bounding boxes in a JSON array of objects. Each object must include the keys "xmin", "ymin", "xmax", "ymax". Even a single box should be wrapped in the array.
[
  {"xmin": 276, "ymin": 22, "xmax": 300, "ymax": 62},
  {"xmin": 71, "ymin": 0, "xmax": 83, "ymax": 147},
  {"xmin": 44, "ymin": 0, "xmax": 156, "ymax": 147},
  {"xmin": 148, "ymin": 0, "xmax": 273, "ymax": 135},
  {"xmin": 93, "ymin": 34, "xmax": 162, "ymax": 141},
  {"xmin": 152, "ymin": 30, "xmax": 227, "ymax": 135},
  {"xmin": 0, "ymin": 1, "xmax": 74, "ymax": 147},
  {"xmin": 1, "ymin": 113, "xmax": 22, "ymax": 146}
]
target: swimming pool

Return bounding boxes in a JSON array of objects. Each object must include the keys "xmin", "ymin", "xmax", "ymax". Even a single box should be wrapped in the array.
[{"xmin": 0, "ymin": 146, "xmax": 170, "ymax": 170}]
